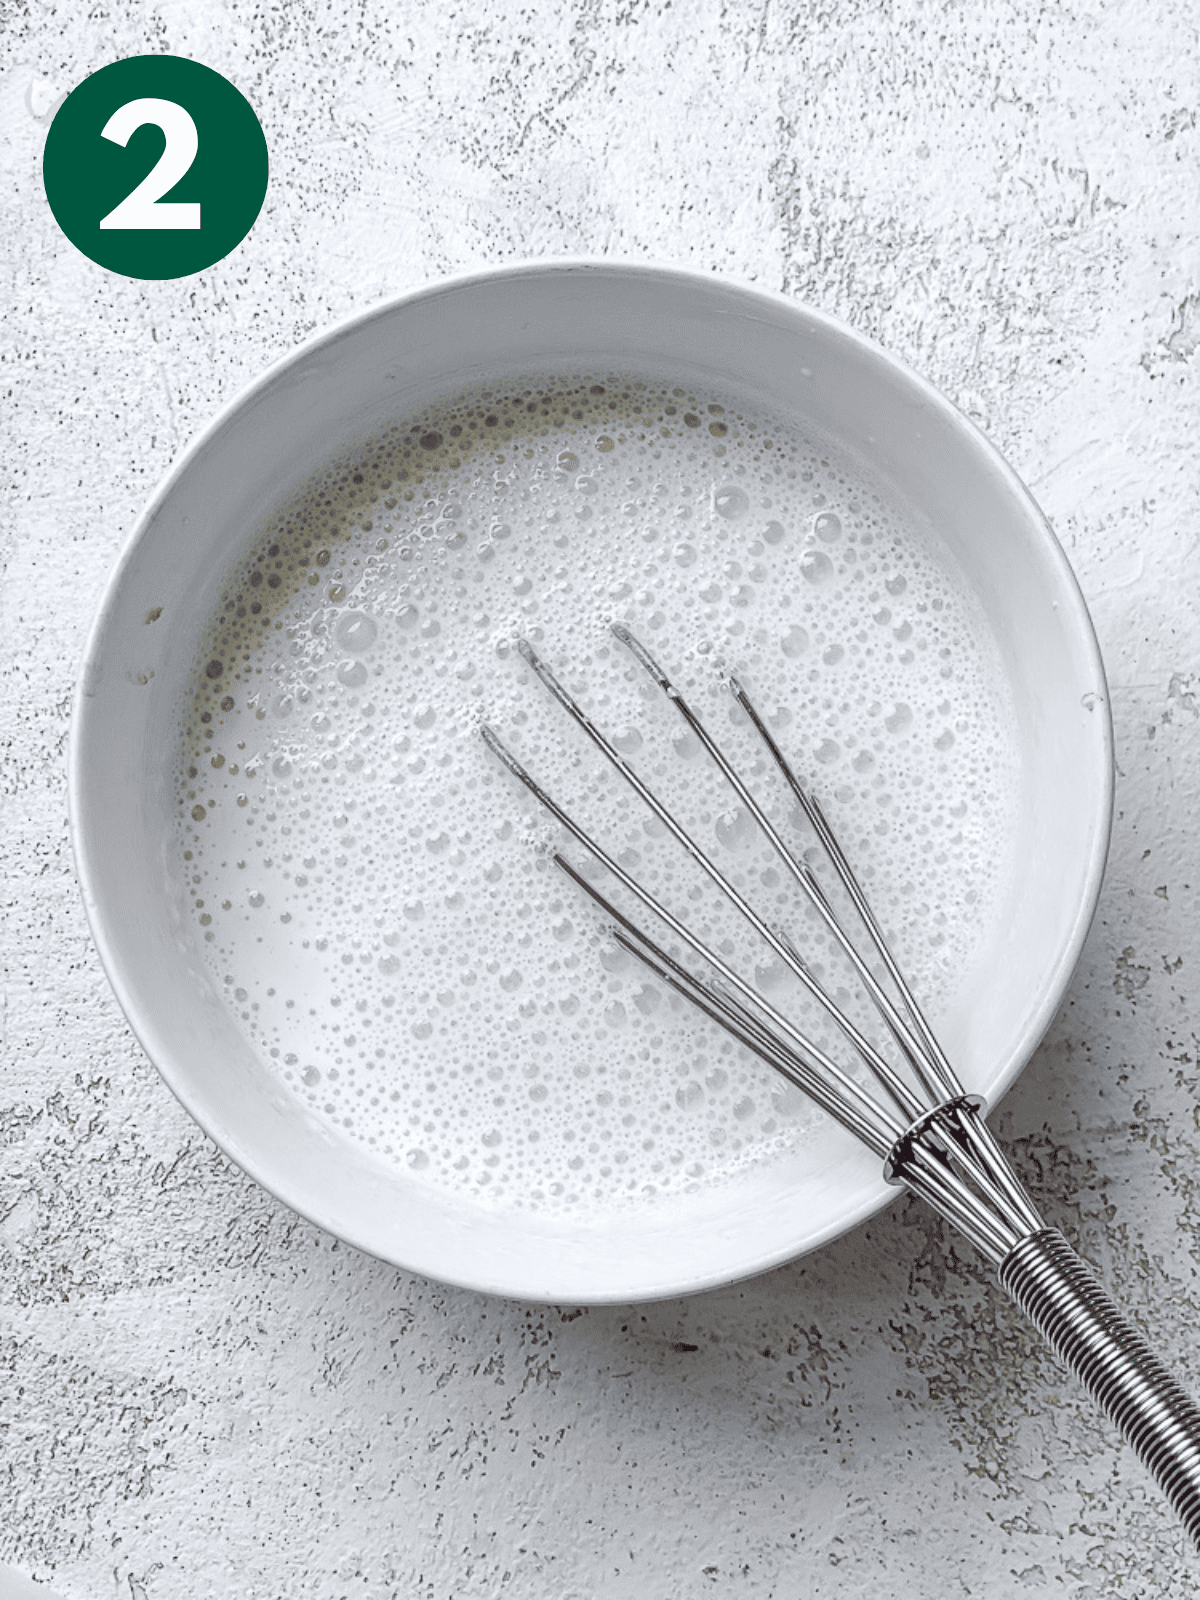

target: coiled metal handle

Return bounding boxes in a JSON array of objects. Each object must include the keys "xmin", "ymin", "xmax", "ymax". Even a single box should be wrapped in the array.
[{"xmin": 999, "ymin": 1227, "xmax": 1200, "ymax": 1546}]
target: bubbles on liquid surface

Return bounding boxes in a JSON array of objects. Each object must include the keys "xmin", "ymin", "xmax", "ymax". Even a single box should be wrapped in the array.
[
  {"xmin": 335, "ymin": 612, "xmax": 378, "ymax": 652},
  {"xmin": 174, "ymin": 367, "xmax": 1018, "ymax": 1217},
  {"xmin": 800, "ymin": 550, "xmax": 834, "ymax": 585},
  {"xmin": 715, "ymin": 484, "xmax": 750, "ymax": 520}
]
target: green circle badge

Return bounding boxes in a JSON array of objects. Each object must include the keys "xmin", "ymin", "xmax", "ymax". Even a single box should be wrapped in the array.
[{"xmin": 43, "ymin": 56, "xmax": 268, "ymax": 280}]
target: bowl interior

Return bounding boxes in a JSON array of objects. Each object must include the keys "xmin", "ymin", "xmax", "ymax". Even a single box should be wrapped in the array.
[{"xmin": 70, "ymin": 262, "xmax": 1112, "ymax": 1302}]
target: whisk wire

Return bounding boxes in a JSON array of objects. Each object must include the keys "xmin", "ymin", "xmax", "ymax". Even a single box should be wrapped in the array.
[
  {"xmin": 482, "ymin": 718, "xmax": 908, "ymax": 1151},
  {"xmin": 612, "ymin": 937, "xmax": 895, "ymax": 1157},
  {"xmin": 615, "ymin": 624, "xmax": 950, "ymax": 1108},
  {"xmin": 510, "ymin": 636, "xmax": 927, "ymax": 1125},
  {"xmin": 556, "ymin": 854, "xmax": 901, "ymax": 1157},
  {"xmin": 895, "ymin": 1104, "xmax": 1038, "ymax": 1258},
  {"xmin": 936, "ymin": 1095, "xmax": 1045, "ymax": 1236},
  {"xmin": 727, "ymin": 666, "xmax": 962, "ymax": 1103},
  {"xmin": 902, "ymin": 1139, "xmax": 1022, "ymax": 1260}
]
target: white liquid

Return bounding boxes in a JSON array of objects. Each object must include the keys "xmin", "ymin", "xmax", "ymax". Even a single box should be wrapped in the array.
[{"xmin": 175, "ymin": 372, "xmax": 1018, "ymax": 1212}]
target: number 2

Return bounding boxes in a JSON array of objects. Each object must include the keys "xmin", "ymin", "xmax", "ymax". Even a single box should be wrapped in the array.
[{"xmin": 99, "ymin": 97, "xmax": 201, "ymax": 230}]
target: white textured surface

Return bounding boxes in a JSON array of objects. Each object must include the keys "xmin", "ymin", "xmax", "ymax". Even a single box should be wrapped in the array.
[{"xmin": 2, "ymin": 2, "xmax": 1198, "ymax": 1595}]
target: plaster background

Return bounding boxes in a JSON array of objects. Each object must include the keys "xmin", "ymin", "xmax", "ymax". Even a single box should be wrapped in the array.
[{"xmin": 2, "ymin": 1, "xmax": 1198, "ymax": 1595}]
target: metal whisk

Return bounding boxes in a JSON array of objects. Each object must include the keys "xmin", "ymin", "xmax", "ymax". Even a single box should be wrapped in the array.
[{"xmin": 482, "ymin": 624, "xmax": 1200, "ymax": 1547}]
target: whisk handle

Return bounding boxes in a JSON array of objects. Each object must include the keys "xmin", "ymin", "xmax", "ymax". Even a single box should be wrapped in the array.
[{"xmin": 999, "ymin": 1227, "xmax": 1200, "ymax": 1545}]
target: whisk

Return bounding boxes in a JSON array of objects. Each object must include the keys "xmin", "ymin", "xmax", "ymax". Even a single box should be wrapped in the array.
[{"xmin": 482, "ymin": 624, "xmax": 1200, "ymax": 1546}]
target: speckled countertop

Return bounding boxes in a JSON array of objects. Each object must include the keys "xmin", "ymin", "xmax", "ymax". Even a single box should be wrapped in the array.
[{"xmin": 2, "ymin": 3, "xmax": 1199, "ymax": 1596}]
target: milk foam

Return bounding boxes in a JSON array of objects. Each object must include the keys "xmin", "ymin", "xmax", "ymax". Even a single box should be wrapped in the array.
[{"xmin": 175, "ymin": 372, "xmax": 1018, "ymax": 1212}]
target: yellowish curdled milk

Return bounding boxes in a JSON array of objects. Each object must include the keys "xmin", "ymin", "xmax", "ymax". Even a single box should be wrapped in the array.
[{"xmin": 175, "ymin": 371, "xmax": 1018, "ymax": 1211}]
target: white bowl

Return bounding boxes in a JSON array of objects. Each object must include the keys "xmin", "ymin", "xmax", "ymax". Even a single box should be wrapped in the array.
[{"xmin": 69, "ymin": 260, "xmax": 1112, "ymax": 1303}]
